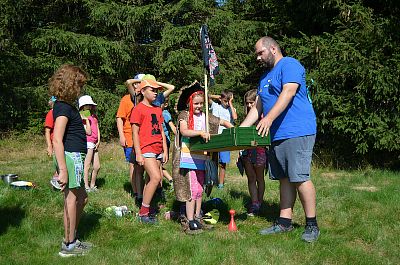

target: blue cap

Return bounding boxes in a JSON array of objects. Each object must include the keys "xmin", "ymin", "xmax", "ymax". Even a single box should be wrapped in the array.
[
  {"xmin": 134, "ymin": 73, "xmax": 145, "ymax": 80},
  {"xmin": 50, "ymin": 96, "xmax": 57, "ymax": 102}
]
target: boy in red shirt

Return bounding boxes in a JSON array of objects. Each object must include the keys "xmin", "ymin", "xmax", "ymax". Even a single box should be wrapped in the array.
[{"xmin": 131, "ymin": 79, "xmax": 168, "ymax": 224}]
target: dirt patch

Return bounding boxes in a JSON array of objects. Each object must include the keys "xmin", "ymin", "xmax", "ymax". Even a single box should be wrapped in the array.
[
  {"xmin": 320, "ymin": 172, "xmax": 347, "ymax": 179},
  {"xmin": 352, "ymin": 186, "xmax": 378, "ymax": 192}
]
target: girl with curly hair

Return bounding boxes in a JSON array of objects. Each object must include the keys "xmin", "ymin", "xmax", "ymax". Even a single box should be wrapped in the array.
[{"xmin": 50, "ymin": 64, "xmax": 92, "ymax": 257}]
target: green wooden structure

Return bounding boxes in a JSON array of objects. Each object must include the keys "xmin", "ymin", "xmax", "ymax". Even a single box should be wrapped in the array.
[{"xmin": 189, "ymin": 126, "xmax": 270, "ymax": 152}]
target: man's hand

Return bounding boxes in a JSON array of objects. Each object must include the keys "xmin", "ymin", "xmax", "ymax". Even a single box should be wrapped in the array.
[{"xmin": 256, "ymin": 116, "xmax": 272, "ymax": 137}]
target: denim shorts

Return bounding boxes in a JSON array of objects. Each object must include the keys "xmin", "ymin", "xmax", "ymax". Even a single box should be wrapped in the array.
[
  {"xmin": 142, "ymin": 152, "xmax": 163, "ymax": 161},
  {"xmin": 268, "ymin": 135, "xmax": 315, "ymax": 183}
]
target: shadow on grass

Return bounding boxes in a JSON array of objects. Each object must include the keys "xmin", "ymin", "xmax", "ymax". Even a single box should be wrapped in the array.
[
  {"xmin": 123, "ymin": 181, "xmax": 133, "ymax": 197},
  {"xmin": 95, "ymin": 177, "xmax": 106, "ymax": 188},
  {"xmin": 229, "ymin": 189, "xmax": 281, "ymax": 222},
  {"xmin": 0, "ymin": 206, "xmax": 26, "ymax": 235},
  {"xmin": 78, "ymin": 212, "xmax": 102, "ymax": 240}
]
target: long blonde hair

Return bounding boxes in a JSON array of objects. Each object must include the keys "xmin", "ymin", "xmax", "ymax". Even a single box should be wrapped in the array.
[
  {"xmin": 244, "ymin": 89, "xmax": 257, "ymax": 114},
  {"xmin": 49, "ymin": 64, "xmax": 87, "ymax": 104}
]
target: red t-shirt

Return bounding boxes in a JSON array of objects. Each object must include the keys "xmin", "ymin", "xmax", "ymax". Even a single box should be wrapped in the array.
[
  {"xmin": 130, "ymin": 102, "xmax": 164, "ymax": 154},
  {"xmin": 44, "ymin": 109, "xmax": 54, "ymax": 141}
]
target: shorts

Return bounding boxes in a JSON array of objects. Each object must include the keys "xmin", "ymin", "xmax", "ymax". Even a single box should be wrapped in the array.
[
  {"xmin": 87, "ymin": 142, "xmax": 96, "ymax": 149},
  {"xmin": 124, "ymin": 147, "xmax": 133, "ymax": 162},
  {"xmin": 242, "ymin": 147, "xmax": 267, "ymax": 166},
  {"xmin": 189, "ymin": 170, "xmax": 205, "ymax": 200},
  {"xmin": 268, "ymin": 135, "xmax": 315, "ymax": 183},
  {"xmin": 53, "ymin": 151, "xmax": 86, "ymax": 189},
  {"xmin": 142, "ymin": 152, "xmax": 163, "ymax": 161},
  {"xmin": 219, "ymin": 151, "xmax": 231, "ymax": 164}
]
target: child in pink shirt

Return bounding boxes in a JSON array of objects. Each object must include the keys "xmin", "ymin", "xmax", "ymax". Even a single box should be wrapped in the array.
[{"xmin": 79, "ymin": 95, "xmax": 101, "ymax": 192}]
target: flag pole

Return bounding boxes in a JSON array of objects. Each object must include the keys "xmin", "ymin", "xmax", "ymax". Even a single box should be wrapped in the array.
[{"xmin": 204, "ymin": 70, "xmax": 209, "ymax": 133}]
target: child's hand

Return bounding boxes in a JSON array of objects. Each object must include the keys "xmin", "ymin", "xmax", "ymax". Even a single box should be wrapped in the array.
[
  {"xmin": 58, "ymin": 170, "xmax": 68, "ymax": 192},
  {"xmin": 136, "ymin": 154, "xmax": 144, "ymax": 166},
  {"xmin": 163, "ymin": 151, "xmax": 169, "ymax": 164},
  {"xmin": 200, "ymin": 131, "xmax": 210, "ymax": 142},
  {"xmin": 229, "ymin": 95, "xmax": 234, "ymax": 104},
  {"xmin": 46, "ymin": 146, "xmax": 53, "ymax": 157},
  {"xmin": 119, "ymin": 135, "xmax": 127, "ymax": 147},
  {"xmin": 95, "ymin": 142, "xmax": 100, "ymax": 150}
]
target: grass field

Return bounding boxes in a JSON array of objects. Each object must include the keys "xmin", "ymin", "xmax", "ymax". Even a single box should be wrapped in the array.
[{"xmin": 0, "ymin": 135, "xmax": 399, "ymax": 265}]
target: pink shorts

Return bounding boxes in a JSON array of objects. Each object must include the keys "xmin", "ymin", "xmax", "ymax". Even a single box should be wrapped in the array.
[{"xmin": 189, "ymin": 170, "xmax": 205, "ymax": 200}]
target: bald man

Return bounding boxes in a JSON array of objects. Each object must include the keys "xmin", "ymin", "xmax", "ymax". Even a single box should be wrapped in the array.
[{"xmin": 241, "ymin": 36, "xmax": 319, "ymax": 243}]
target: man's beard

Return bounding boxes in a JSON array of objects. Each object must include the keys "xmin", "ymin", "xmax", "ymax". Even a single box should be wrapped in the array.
[{"xmin": 263, "ymin": 53, "xmax": 275, "ymax": 70}]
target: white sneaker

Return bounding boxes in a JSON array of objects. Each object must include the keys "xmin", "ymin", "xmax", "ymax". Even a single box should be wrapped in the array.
[{"xmin": 50, "ymin": 179, "xmax": 61, "ymax": 190}]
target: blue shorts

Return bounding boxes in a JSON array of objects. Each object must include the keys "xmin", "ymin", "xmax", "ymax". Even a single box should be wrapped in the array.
[
  {"xmin": 219, "ymin": 151, "xmax": 230, "ymax": 164},
  {"xmin": 124, "ymin": 147, "xmax": 133, "ymax": 162},
  {"xmin": 268, "ymin": 135, "xmax": 315, "ymax": 183}
]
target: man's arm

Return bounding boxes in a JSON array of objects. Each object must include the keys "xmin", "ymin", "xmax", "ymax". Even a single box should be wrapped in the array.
[
  {"xmin": 256, "ymin": 83, "xmax": 298, "ymax": 137},
  {"xmin": 240, "ymin": 95, "xmax": 263, "ymax": 127}
]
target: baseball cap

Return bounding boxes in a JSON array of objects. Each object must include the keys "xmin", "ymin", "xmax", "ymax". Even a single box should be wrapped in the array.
[
  {"xmin": 134, "ymin": 73, "xmax": 145, "ymax": 80},
  {"xmin": 138, "ymin": 79, "xmax": 162, "ymax": 91},
  {"xmin": 78, "ymin": 95, "xmax": 97, "ymax": 109},
  {"xmin": 142, "ymin": 74, "xmax": 156, "ymax": 81}
]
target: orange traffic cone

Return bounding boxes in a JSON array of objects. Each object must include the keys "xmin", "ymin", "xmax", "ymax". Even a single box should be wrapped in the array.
[{"xmin": 228, "ymin": 209, "xmax": 238, "ymax": 231}]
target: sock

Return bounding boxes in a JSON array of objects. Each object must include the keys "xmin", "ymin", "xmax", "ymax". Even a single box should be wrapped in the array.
[
  {"xmin": 139, "ymin": 203, "xmax": 150, "ymax": 216},
  {"xmin": 277, "ymin": 217, "xmax": 292, "ymax": 228},
  {"xmin": 306, "ymin": 216, "xmax": 318, "ymax": 227}
]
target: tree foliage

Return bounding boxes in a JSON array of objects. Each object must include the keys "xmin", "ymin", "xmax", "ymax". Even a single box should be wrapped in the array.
[{"xmin": 1, "ymin": 0, "xmax": 399, "ymax": 167}]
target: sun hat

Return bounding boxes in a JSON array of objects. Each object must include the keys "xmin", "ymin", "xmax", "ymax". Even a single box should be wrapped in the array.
[
  {"xmin": 134, "ymin": 73, "xmax": 145, "ymax": 80},
  {"xmin": 138, "ymin": 79, "xmax": 162, "ymax": 91},
  {"xmin": 176, "ymin": 81, "xmax": 205, "ymax": 111},
  {"xmin": 78, "ymin": 95, "xmax": 97, "ymax": 109}
]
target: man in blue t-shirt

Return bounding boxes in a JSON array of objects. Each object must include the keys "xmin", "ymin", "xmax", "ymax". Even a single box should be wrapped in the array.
[{"xmin": 241, "ymin": 36, "xmax": 319, "ymax": 243}]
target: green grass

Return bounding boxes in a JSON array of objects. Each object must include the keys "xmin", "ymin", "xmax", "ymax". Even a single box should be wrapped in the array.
[{"xmin": 0, "ymin": 135, "xmax": 400, "ymax": 264}]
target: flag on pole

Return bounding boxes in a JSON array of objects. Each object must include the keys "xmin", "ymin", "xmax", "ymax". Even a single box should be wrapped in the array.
[{"xmin": 200, "ymin": 24, "xmax": 219, "ymax": 85}]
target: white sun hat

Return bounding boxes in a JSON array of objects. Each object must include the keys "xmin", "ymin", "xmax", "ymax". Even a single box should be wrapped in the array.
[{"xmin": 78, "ymin": 95, "xmax": 97, "ymax": 109}]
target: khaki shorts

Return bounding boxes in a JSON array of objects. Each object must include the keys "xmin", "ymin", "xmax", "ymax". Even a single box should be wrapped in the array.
[{"xmin": 54, "ymin": 151, "xmax": 86, "ymax": 189}]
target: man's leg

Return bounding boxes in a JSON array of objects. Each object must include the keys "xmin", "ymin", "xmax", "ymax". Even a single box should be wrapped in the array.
[{"xmin": 296, "ymin": 180, "xmax": 316, "ymax": 218}]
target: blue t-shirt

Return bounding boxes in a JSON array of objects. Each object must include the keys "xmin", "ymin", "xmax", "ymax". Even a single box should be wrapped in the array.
[
  {"xmin": 258, "ymin": 57, "xmax": 316, "ymax": 141},
  {"xmin": 162, "ymin": 109, "xmax": 172, "ymax": 143}
]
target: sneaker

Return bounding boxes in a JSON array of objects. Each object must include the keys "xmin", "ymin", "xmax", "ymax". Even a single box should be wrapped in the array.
[
  {"xmin": 247, "ymin": 204, "xmax": 260, "ymax": 217},
  {"xmin": 259, "ymin": 222, "xmax": 294, "ymax": 235},
  {"xmin": 186, "ymin": 220, "xmax": 203, "ymax": 235},
  {"xmin": 194, "ymin": 217, "xmax": 213, "ymax": 230},
  {"xmin": 75, "ymin": 239, "xmax": 93, "ymax": 249},
  {"xmin": 138, "ymin": 215, "xmax": 157, "ymax": 224},
  {"xmin": 58, "ymin": 242, "xmax": 87, "ymax": 257},
  {"xmin": 50, "ymin": 179, "xmax": 61, "ymax": 190},
  {"xmin": 301, "ymin": 225, "xmax": 320, "ymax": 243},
  {"xmin": 217, "ymin": 184, "xmax": 224, "ymax": 189},
  {"xmin": 85, "ymin": 187, "xmax": 91, "ymax": 192},
  {"xmin": 90, "ymin": 186, "xmax": 98, "ymax": 192}
]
